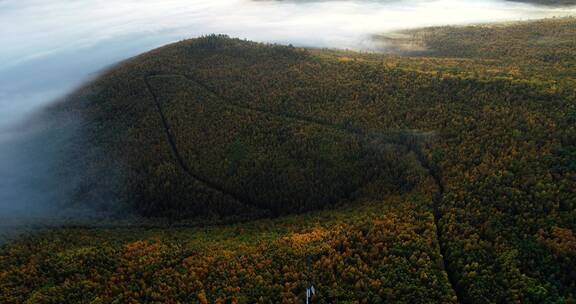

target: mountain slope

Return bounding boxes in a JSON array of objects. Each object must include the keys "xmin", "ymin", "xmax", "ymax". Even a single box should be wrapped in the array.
[{"xmin": 1, "ymin": 17, "xmax": 575, "ymax": 303}]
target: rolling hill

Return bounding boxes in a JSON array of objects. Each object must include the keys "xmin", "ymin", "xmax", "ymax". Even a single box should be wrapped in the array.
[{"xmin": 1, "ymin": 17, "xmax": 575, "ymax": 303}]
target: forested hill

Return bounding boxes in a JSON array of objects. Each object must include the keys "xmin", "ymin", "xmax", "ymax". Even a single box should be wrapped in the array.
[
  {"xmin": 1, "ymin": 18, "xmax": 575, "ymax": 303},
  {"xmin": 403, "ymin": 17, "xmax": 576, "ymax": 62},
  {"xmin": 52, "ymin": 36, "xmax": 429, "ymax": 220}
]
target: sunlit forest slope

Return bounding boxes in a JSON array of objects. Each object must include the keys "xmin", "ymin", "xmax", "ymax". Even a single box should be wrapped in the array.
[{"xmin": 1, "ymin": 17, "xmax": 575, "ymax": 303}]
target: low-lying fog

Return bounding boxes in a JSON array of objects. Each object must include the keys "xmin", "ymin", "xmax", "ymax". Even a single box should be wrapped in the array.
[{"xmin": 0, "ymin": 0, "xmax": 575, "ymax": 223}]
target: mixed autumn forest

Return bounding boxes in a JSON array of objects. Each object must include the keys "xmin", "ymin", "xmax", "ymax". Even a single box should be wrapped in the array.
[{"xmin": 1, "ymin": 17, "xmax": 575, "ymax": 303}]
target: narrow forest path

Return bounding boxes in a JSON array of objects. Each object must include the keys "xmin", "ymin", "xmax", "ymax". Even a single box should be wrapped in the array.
[
  {"xmin": 413, "ymin": 145, "xmax": 465, "ymax": 304},
  {"xmin": 144, "ymin": 75, "xmax": 254, "ymax": 208},
  {"xmin": 143, "ymin": 72, "xmax": 463, "ymax": 303}
]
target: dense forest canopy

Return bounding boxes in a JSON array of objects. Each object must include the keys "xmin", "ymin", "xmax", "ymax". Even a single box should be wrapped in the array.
[{"xmin": 1, "ymin": 17, "xmax": 575, "ymax": 303}]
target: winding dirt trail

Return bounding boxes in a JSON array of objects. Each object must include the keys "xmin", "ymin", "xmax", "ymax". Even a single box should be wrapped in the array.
[
  {"xmin": 143, "ymin": 75, "xmax": 254, "ymax": 208},
  {"xmin": 143, "ymin": 72, "xmax": 463, "ymax": 303}
]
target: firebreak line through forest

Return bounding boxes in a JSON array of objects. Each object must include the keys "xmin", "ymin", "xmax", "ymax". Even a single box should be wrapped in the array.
[{"xmin": 142, "ymin": 73, "xmax": 464, "ymax": 303}]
